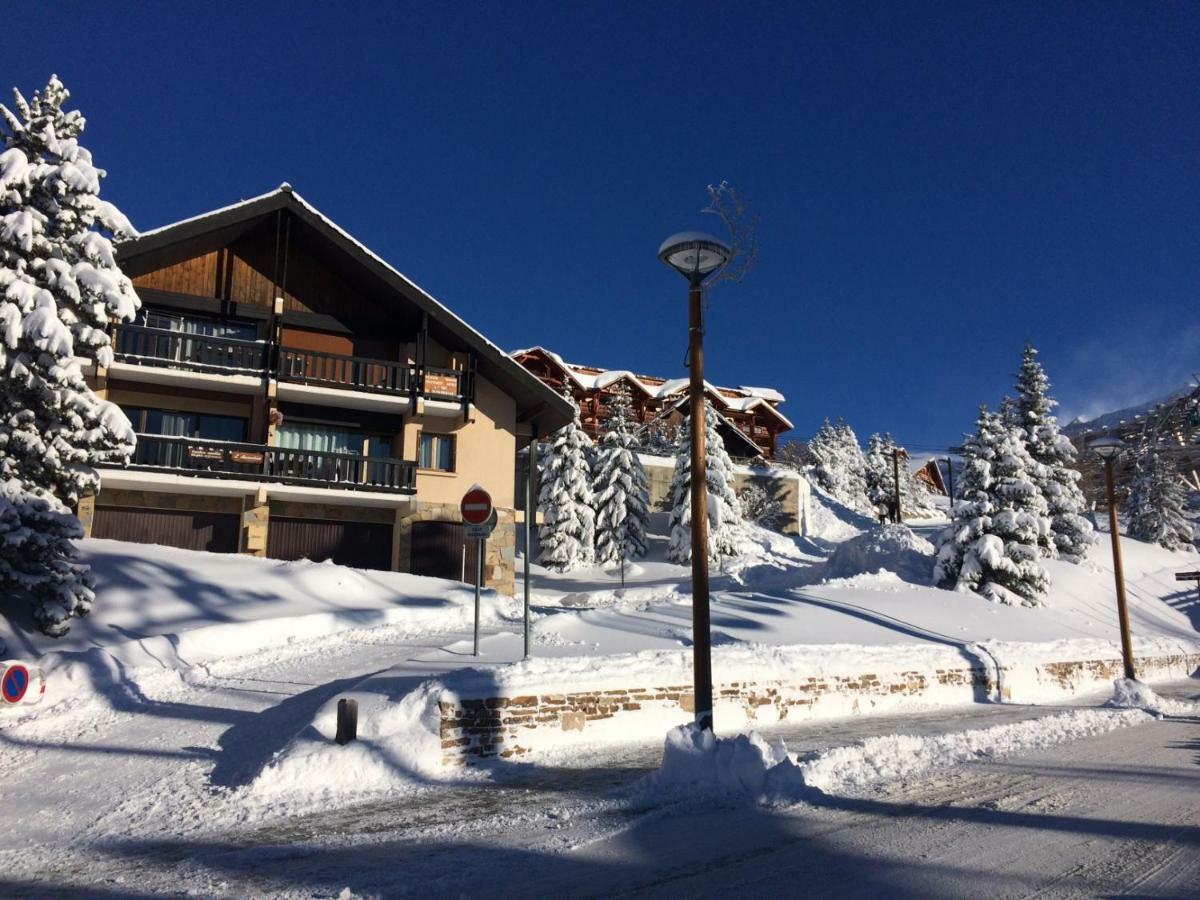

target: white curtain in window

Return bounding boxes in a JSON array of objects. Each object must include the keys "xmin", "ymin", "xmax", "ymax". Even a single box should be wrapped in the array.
[{"xmin": 277, "ymin": 423, "xmax": 361, "ymax": 455}]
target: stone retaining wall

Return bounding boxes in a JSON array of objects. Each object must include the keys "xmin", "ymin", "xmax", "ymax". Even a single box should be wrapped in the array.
[{"xmin": 438, "ymin": 651, "xmax": 1199, "ymax": 765}]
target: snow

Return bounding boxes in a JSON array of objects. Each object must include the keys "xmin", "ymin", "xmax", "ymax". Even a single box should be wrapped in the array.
[
  {"xmin": 820, "ymin": 523, "xmax": 934, "ymax": 585},
  {"xmin": 1106, "ymin": 677, "xmax": 1200, "ymax": 717},
  {"xmin": 637, "ymin": 706, "xmax": 1153, "ymax": 803}
]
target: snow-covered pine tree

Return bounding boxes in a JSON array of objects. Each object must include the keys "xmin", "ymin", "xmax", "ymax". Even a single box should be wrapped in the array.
[
  {"xmin": 808, "ymin": 419, "xmax": 870, "ymax": 510},
  {"xmin": 667, "ymin": 399, "xmax": 745, "ymax": 563},
  {"xmin": 592, "ymin": 386, "xmax": 650, "ymax": 565},
  {"xmin": 934, "ymin": 407, "xmax": 1050, "ymax": 606},
  {"xmin": 1127, "ymin": 450, "xmax": 1195, "ymax": 551},
  {"xmin": 736, "ymin": 483, "xmax": 784, "ymax": 530},
  {"xmin": 537, "ymin": 388, "xmax": 595, "ymax": 571},
  {"xmin": 1014, "ymin": 342, "xmax": 1093, "ymax": 560},
  {"xmin": 863, "ymin": 432, "xmax": 894, "ymax": 512},
  {"xmin": 0, "ymin": 77, "xmax": 140, "ymax": 635}
]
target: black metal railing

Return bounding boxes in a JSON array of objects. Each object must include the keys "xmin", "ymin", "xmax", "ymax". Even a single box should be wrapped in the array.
[
  {"xmin": 113, "ymin": 433, "xmax": 416, "ymax": 493},
  {"xmin": 113, "ymin": 325, "xmax": 267, "ymax": 372},
  {"xmin": 277, "ymin": 348, "xmax": 413, "ymax": 395}
]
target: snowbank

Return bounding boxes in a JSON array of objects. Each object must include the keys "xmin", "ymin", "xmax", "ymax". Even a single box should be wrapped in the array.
[
  {"xmin": 820, "ymin": 524, "xmax": 934, "ymax": 585},
  {"xmin": 636, "ymin": 707, "xmax": 1154, "ymax": 804},
  {"xmin": 1106, "ymin": 677, "xmax": 1200, "ymax": 717}
]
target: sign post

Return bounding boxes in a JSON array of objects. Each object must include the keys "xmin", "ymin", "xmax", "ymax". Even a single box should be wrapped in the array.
[{"xmin": 461, "ymin": 486, "xmax": 496, "ymax": 657}]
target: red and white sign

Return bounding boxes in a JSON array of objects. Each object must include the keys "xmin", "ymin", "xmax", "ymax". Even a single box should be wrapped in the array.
[
  {"xmin": 1, "ymin": 661, "xmax": 45, "ymax": 707},
  {"xmin": 460, "ymin": 485, "xmax": 494, "ymax": 526}
]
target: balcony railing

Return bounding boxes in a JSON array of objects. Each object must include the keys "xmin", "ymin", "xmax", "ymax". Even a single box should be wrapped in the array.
[
  {"xmin": 111, "ymin": 325, "xmax": 475, "ymax": 408},
  {"xmin": 107, "ymin": 433, "xmax": 416, "ymax": 493},
  {"xmin": 277, "ymin": 347, "xmax": 413, "ymax": 395},
  {"xmin": 113, "ymin": 325, "xmax": 267, "ymax": 373}
]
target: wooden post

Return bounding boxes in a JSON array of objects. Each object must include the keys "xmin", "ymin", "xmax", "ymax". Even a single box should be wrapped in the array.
[
  {"xmin": 892, "ymin": 448, "xmax": 903, "ymax": 524},
  {"xmin": 335, "ymin": 698, "xmax": 358, "ymax": 745},
  {"xmin": 688, "ymin": 282, "xmax": 713, "ymax": 732},
  {"xmin": 1103, "ymin": 457, "xmax": 1137, "ymax": 680}
]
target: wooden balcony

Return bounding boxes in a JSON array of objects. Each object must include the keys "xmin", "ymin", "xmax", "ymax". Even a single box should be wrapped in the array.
[
  {"xmin": 277, "ymin": 347, "xmax": 413, "ymax": 395},
  {"xmin": 104, "ymin": 433, "xmax": 416, "ymax": 494},
  {"xmin": 113, "ymin": 325, "xmax": 267, "ymax": 372},
  {"xmin": 111, "ymin": 326, "xmax": 475, "ymax": 409}
]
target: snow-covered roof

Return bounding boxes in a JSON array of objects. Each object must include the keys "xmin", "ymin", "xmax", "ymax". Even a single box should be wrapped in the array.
[
  {"xmin": 120, "ymin": 187, "xmax": 577, "ymax": 432},
  {"xmin": 511, "ymin": 345, "xmax": 791, "ymax": 428}
]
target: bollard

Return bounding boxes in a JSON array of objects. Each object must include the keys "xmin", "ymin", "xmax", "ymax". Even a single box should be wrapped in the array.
[{"xmin": 335, "ymin": 698, "xmax": 358, "ymax": 745}]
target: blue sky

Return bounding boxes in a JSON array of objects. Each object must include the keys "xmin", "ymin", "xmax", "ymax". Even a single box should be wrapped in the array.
[{"xmin": 9, "ymin": 2, "xmax": 1198, "ymax": 450}]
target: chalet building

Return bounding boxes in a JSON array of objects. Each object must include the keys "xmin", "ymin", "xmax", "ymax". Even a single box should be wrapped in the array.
[
  {"xmin": 81, "ymin": 185, "xmax": 573, "ymax": 595},
  {"xmin": 511, "ymin": 346, "xmax": 793, "ymax": 460}
]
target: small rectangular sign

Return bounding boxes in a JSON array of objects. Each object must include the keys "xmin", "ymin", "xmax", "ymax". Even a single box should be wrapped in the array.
[
  {"xmin": 1175, "ymin": 571, "xmax": 1200, "ymax": 580},
  {"xmin": 424, "ymin": 373, "xmax": 460, "ymax": 397},
  {"xmin": 464, "ymin": 522, "xmax": 495, "ymax": 540},
  {"xmin": 187, "ymin": 446, "xmax": 225, "ymax": 463},
  {"xmin": 245, "ymin": 523, "xmax": 268, "ymax": 550},
  {"xmin": 231, "ymin": 451, "xmax": 265, "ymax": 465}
]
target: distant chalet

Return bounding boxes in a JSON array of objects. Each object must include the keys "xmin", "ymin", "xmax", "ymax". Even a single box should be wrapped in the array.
[{"xmin": 511, "ymin": 346, "xmax": 793, "ymax": 460}]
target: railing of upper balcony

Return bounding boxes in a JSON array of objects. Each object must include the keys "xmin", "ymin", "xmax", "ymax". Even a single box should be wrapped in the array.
[
  {"xmin": 110, "ymin": 324, "xmax": 475, "ymax": 407},
  {"xmin": 111, "ymin": 433, "xmax": 417, "ymax": 493},
  {"xmin": 113, "ymin": 325, "xmax": 268, "ymax": 373},
  {"xmin": 277, "ymin": 347, "xmax": 413, "ymax": 395}
]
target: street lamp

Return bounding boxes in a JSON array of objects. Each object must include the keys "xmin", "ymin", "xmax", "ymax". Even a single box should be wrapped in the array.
[
  {"xmin": 658, "ymin": 230, "xmax": 732, "ymax": 732},
  {"xmin": 1089, "ymin": 435, "xmax": 1136, "ymax": 680}
]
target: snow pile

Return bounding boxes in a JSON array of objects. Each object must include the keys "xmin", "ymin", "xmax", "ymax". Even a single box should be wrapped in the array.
[
  {"xmin": 636, "ymin": 723, "xmax": 803, "ymax": 800},
  {"xmin": 1105, "ymin": 678, "xmax": 1200, "ymax": 717},
  {"xmin": 638, "ymin": 708, "xmax": 1154, "ymax": 804},
  {"xmin": 799, "ymin": 707, "xmax": 1151, "ymax": 794},
  {"xmin": 821, "ymin": 524, "xmax": 934, "ymax": 586},
  {"xmin": 245, "ymin": 679, "xmax": 463, "ymax": 808},
  {"xmin": 805, "ymin": 485, "xmax": 871, "ymax": 543}
]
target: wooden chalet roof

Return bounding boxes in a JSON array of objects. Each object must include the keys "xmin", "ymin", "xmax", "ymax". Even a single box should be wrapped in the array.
[
  {"xmin": 117, "ymin": 186, "xmax": 574, "ymax": 432},
  {"xmin": 511, "ymin": 345, "xmax": 793, "ymax": 431}
]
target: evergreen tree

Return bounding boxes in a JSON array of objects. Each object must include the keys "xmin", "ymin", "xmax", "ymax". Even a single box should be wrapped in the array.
[
  {"xmin": 1014, "ymin": 342, "xmax": 1093, "ymax": 560},
  {"xmin": 592, "ymin": 387, "xmax": 650, "ymax": 565},
  {"xmin": 808, "ymin": 418, "xmax": 869, "ymax": 510},
  {"xmin": 537, "ymin": 388, "xmax": 595, "ymax": 571},
  {"xmin": 667, "ymin": 400, "xmax": 744, "ymax": 563},
  {"xmin": 864, "ymin": 433, "xmax": 936, "ymax": 519},
  {"xmin": 0, "ymin": 77, "xmax": 139, "ymax": 635},
  {"xmin": 1127, "ymin": 450, "xmax": 1194, "ymax": 551},
  {"xmin": 934, "ymin": 408, "xmax": 1050, "ymax": 606}
]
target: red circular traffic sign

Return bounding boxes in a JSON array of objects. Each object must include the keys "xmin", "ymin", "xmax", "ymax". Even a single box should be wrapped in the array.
[
  {"xmin": 460, "ymin": 486, "xmax": 493, "ymax": 526},
  {"xmin": 2, "ymin": 664, "xmax": 29, "ymax": 704}
]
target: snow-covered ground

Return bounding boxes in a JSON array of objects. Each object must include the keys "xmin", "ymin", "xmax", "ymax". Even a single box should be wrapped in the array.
[{"xmin": 1, "ymin": 490, "xmax": 1197, "ymax": 897}]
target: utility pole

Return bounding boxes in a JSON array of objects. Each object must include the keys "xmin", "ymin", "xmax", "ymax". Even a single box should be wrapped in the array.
[
  {"xmin": 892, "ymin": 448, "xmax": 903, "ymax": 524},
  {"xmin": 1101, "ymin": 454, "xmax": 1136, "ymax": 680},
  {"xmin": 686, "ymin": 280, "xmax": 714, "ymax": 730}
]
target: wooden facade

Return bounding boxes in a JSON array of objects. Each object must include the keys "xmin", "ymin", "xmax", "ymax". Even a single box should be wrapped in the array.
[{"xmin": 512, "ymin": 347, "xmax": 792, "ymax": 459}]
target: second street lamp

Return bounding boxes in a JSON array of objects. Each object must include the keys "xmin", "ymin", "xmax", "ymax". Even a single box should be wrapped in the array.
[
  {"xmin": 658, "ymin": 230, "xmax": 731, "ymax": 732},
  {"xmin": 1089, "ymin": 435, "xmax": 1137, "ymax": 681}
]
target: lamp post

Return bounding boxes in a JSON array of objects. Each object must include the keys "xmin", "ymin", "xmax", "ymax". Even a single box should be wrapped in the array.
[
  {"xmin": 1089, "ymin": 435, "xmax": 1136, "ymax": 681},
  {"xmin": 658, "ymin": 230, "xmax": 731, "ymax": 732}
]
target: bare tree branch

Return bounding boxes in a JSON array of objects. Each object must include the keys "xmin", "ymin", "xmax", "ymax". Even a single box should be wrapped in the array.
[{"xmin": 701, "ymin": 180, "xmax": 759, "ymax": 288}]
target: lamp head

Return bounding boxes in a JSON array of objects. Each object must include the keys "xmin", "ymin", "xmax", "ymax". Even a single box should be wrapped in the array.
[
  {"xmin": 1088, "ymin": 435, "xmax": 1126, "ymax": 461},
  {"xmin": 658, "ymin": 231, "xmax": 731, "ymax": 284}
]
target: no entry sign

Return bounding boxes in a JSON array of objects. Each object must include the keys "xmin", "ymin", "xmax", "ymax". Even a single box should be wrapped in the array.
[
  {"xmin": 460, "ymin": 485, "xmax": 493, "ymax": 526},
  {"xmin": 2, "ymin": 663, "xmax": 30, "ymax": 704}
]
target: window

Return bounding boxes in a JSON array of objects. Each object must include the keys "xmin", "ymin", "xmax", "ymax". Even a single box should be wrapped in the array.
[
  {"xmin": 124, "ymin": 407, "xmax": 247, "ymax": 442},
  {"xmin": 419, "ymin": 433, "xmax": 455, "ymax": 472},
  {"xmin": 140, "ymin": 309, "xmax": 258, "ymax": 341}
]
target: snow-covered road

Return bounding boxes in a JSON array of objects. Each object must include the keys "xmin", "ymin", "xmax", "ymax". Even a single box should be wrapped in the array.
[{"xmin": 2, "ymin": 641, "xmax": 1196, "ymax": 898}]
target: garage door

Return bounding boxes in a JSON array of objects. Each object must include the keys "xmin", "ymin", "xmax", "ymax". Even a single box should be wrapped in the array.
[
  {"xmin": 410, "ymin": 520, "xmax": 480, "ymax": 583},
  {"xmin": 267, "ymin": 517, "xmax": 393, "ymax": 571},
  {"xmin": 92, "ymin": 506, "xmax": 240, "ymax": 554}
]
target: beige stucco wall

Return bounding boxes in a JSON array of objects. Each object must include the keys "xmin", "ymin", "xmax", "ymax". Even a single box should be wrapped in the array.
[{"xmin": 404, "ymin": 371, "xmax": 517, "ymax": 509}]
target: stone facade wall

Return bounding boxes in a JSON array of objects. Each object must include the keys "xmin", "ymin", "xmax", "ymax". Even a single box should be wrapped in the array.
[
  {"xmin": 396, "ymin": 501, "xmax": 516, "ymax": 597},
  {"xmin": 437, "ymin": 651, "xmax": 1200, "ymax": 766}
]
